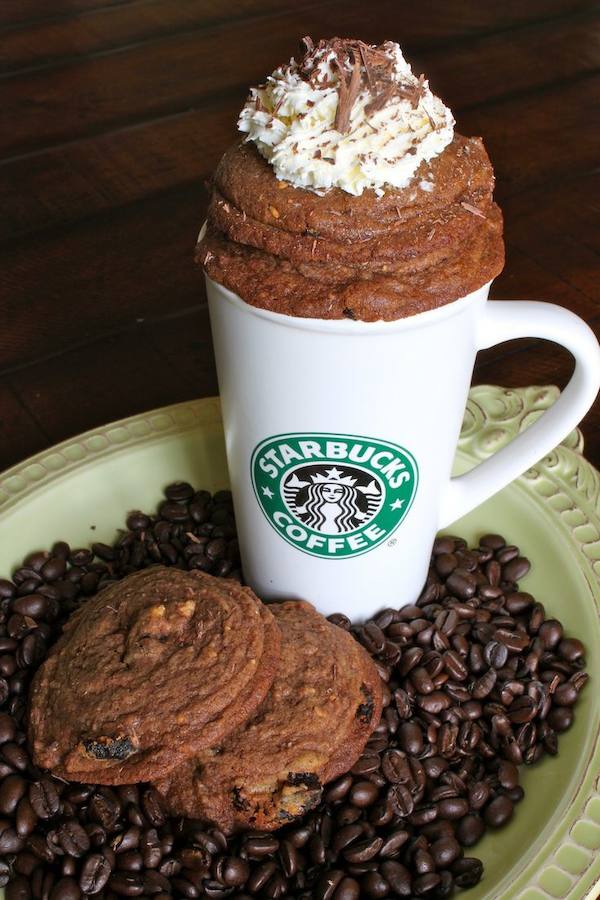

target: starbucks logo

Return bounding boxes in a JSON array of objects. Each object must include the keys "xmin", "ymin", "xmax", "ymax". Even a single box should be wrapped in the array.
[{"xmin": 251, "ymin": 433, "xmax": 418, "ymax": 559}]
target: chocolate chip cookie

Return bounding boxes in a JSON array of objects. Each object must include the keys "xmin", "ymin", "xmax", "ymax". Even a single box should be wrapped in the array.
[
  {"xmin": 28, "ymin": 567, "xmax": 280, "ymax": 784},
  {"xmin": 155, "ymin": 600, "xmax": 382, "ymax": 832}
]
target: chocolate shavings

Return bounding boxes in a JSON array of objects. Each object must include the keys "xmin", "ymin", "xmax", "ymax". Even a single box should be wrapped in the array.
[{"xmin": 461, "ymin": 201, "xmax": 487, "ymax": 219}]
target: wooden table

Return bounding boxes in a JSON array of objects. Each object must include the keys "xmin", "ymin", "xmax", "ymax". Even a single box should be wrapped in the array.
[{"xmin": 1, "ymin": 0, "xmax": 598, "ymax": 472}]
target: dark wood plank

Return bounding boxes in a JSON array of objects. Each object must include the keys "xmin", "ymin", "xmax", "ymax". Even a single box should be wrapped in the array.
[
  {"xmin": 1, "ymin": 1, "xmax": 598, "ymax": 159},
  {"xmin": 1, "ymin": 13, "xmax": 597, "ymax": 242},
  {"xmin": 417, "ymin": 10, "xmax": 600, "ymax": 109},
  {"xmin": 0, "ymin": 379, "xmax": 49, "ymax": 471},
  {"xmin": 0, "ymin": 184, "xmax": 206, "ymax": 372},
  {"xmin": 0, "ymin": 100, "xmax": 235, "ymax": 242},
  {"xmin": 503, "ymin": 174, "xmax": 600, "ymax": 300},
  {"xmin": 1, "ymin": 0, "xmax": 593, "ymax": 49},
  {"xmin": 0, "ymin": 14, "xmax": 600, "ymax": 239},
  {"xmin": 0, "ymin": 0, "xmax": 131, "ymax": 29},
  {"xmin": 460, "ymin": 75, "xmax": 600, "ymax": 197},
  {"xmin": 6, "ymin": 327, "xmax": 199, "ymax": 442},
  {"xmin": 495, "ymin": 237, "xmax": 597, "ymax": 316},
  {"xmin": 2, "ymin": 71, "xmax": 598, "ymax": 373},
  {"xmin": 144, "ymin": 306, "xmax": 217, "ymax": 395},
  {"xmin": 0, "ymin": 0, "xmax": 314, "ymax": 74}
]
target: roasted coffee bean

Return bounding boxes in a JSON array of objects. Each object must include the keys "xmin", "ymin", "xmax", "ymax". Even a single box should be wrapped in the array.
[
  {"xmin": 388, "ymin": 784, "xmax": 414, "ymax": 817},
  {"xmin": 456, "ymin": 814, "xmax": 485, "ymax": 847},
  {"xmin": 502, "ymin": 556, "xmax": 530, "ymax": 582},
  {"xmin": 343, "ymin": 836, "xmax": 383, "ymax": 864},
  {"xmin": 377, "ymin": 828, "xmax": 409, "ymax": 858},
  {"xmin": 468, "ymin": 781, "xmax": 491, "ymax": 811},
  {"xmin": 79, "ymin": 854, "xmax": 111, "ymax": 894},
  {"xmin": 327, "ymin": 613, "xmax": 351, "ymax": 631},
  {"xmin": 484, "ymin": 795, "xmax": 514, "ymax": 827},
  {"xmin": 471, "ymin": 668, "xmax": 497, "ymax": 699},
  {"xmin": 308, "ymin": 832, "xmax": 326, "ymax": 865},
  {"xmin": 0, "ymin": 713, "xmax": 16, "ymax": 745},
  {"xmin": 333, "ymin": 876, "xmax": 360, "ymax": 900},
  {"xmin": 429, "ymin": 836, "xmax": 461, "ymax": 868},
  {"xmin": 5, "ymin": 876, "xmax": 31, "ymax": 900},
  {"xmin": 331, "ymin": 823, "xmax": 363, "ymax": 855},
  {"xmin": 436, "ymin": 797, "xmax": 469, "ymax": 820},
  {"xmin": 324, "ymin": 775, "xmax": 352, "ymax": 804},
  {"xmin": 548, "ymin": 706, "xmax": 574, "ymax": 732},
  {"xmin": 554, "ymin": 682, "xmax": 578, "ymax": 706},
  {"xmin": 175, "ymin": 846, "xmax": 208, "ymax": 873},
  {"xmin": 394, "ymin": 688, "xmax": 412, "ymax": 719},
  {"xmin": 0, "ymin": 774, "xmax": 27, "ymax": 814},
  {"xmin": 558, "ymin": 638, "xmax": 585, "ymax": 664},
  {"xmin": 107, "ymin": 873, "xmax": 144, "ymax": 896},
  {"xmin": 446, "ymin": 570, "xmax": 476, "ymax": 600},
  {"xmin": 498, "ymin": 760, "xmax": 519, "ymax": 790},
  {"xmin": 15, "ymin": 797, "xmax": 37, "ymax": 837},
  {"xmin": 0, "ymin": 859, "xmax": 10, "ymax": 887},
  {"xmin": 381, "ymin": 750, "xmax": 410, "ymax": 784},
  {"xmin": 452, "ymin": 857, "xmax": 483, "ymax": 887},
  {"xmin": 29, "ymin": 780, "xmax": 61, "ymax": 820},
  {"xmin": 165, "ymin": 482, "xmax": 195, "ymax": 502},
  {"xmin": 141, "ymin": 788, "xmax": 165, "ymax": 827},
  {"xmin": 398, "ymin": 721, "xmax": 423, "ymax": 755},
  {"xmin": 508, "ymin": 695, "xmax": 536, "ymax": 724},
  {"xmin": 349, "ymin": 781, "xmax": 378, "ymax": 808},
  {"xmin": 89, "ymin": 790, "xmax": 121, "ymax": 832},
  {"xmin": 351, "ymin": 754, "xmax": 379, "ymax": 777},
  {"xmin": 57, "ymin": 819, "xmax": 91, "ymax": 857},
  {"xmin": 484, "ymin": 640, "xmax": 508, "ymax": 669},
  {"xmin": 277, "ymin": 839, "xmax": 299, "ymax": 879},
  {"xmin": 1, "ymin": 744, "xmax": 28, "ymax": 772},
  {"xmin": 413, "ymin": 872, "xmax": 441, "ymax": 895},
  {"xmin": 242, "ymin": 835, "xmax": 279, "ymax": 859},
  {"xmin": 49, "ymin": 878, "xmax": 80, "ymax": 900},
  {"xmin": 246, "ymin": 861, "xmax": 276, "ymax": 892},
  {"xmin": 0, "ymin": 496, "xmax": 589, "ymax": 900},
  {"xmin": 442, "ymin": 650, "xmax": 468, "ymax": 681},
  {"xmin": 417, "ymin": 691, "xmax": 451, "ymax": 714},
  {"xmin": 117, "ymin": 850, "xmax": 143, "ymax": 872}
]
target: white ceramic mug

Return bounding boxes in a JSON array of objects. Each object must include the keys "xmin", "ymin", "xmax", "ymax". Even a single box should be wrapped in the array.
[{"xmin": 206, "ymin": 272, "xmax": 600, "ymax": 620}]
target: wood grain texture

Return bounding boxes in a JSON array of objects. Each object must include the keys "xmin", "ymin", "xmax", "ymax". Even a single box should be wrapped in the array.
[
  {"xmin": 1, "ymin": 1, "xmax": 598, "ymax": 159},
  {"xmin": 0, "ymin": 379, "xmax": 48, "ymax": 470},
  {"xmin": 1, "ymin": 12, "xmax": 598, "ymax": 241},
  {"xmin": 3, "ymin": 73, "xmax": 598, "ymax": 371},
  {"xmin": 0, "ymin": 1, "xmax": 598, "ymax": 475}
]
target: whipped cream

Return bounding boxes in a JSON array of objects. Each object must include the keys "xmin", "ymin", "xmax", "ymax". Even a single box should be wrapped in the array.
[{"xmin": 238, "ymin": 38, "xmax": 455, "ymax": 197}]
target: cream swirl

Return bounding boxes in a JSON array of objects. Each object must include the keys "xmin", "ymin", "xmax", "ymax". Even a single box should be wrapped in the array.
[{"xmin": 238, "ymin": 38, "xmax": 455, "ymax": 197}]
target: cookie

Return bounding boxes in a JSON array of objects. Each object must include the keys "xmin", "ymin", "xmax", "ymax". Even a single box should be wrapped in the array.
[
  {"xmin": 155, "ymin": 600, "xmax": 383, "ymax": 832},
  {"xmin": 198, "ymin": 136, "xmax": 504, "ymax": 321},
  {"xmin": 28, "ymin": 567, "xmax": 280, "ymax": 784}
]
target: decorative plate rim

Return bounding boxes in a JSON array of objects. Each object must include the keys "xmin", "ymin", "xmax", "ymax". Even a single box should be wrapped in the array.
[{"xmin": 0, "ymin": 385, "xmax": 598, "ymax": 900}]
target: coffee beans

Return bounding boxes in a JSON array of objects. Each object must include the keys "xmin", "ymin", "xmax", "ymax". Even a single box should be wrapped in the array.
[{"xmin": 0, "ymin": 495, "xmax": 587, "ymax": 898}]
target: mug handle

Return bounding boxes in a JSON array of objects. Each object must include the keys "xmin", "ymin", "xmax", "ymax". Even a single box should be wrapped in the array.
[{"xmin": 439, "ymin": 301, "xmax": 600, "ymax": 527}]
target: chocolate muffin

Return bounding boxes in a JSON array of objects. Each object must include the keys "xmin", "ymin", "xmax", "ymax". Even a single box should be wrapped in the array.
[
  {"xmin": 198, "ymin": 38, "xmax": 504, "ymax": 320},
  {"xmin": 154, "ymin": 600, "xmax": 383, "ymax": 832},
  {"xmin": 28, "ymin": 567, "xmax": 281, "ymax": 784}
]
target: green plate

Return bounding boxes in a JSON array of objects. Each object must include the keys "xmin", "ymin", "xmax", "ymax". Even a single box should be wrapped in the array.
[{"xmin": 0, "ymin": 386, "xmax": 598, "ymax": 900}]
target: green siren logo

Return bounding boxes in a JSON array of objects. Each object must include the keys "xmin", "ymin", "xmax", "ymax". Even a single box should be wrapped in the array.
[{"xmin": 251, "ymin": 433, "xmax": 419, "ymax": 559}]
